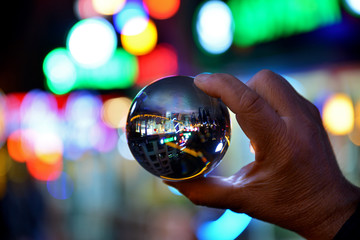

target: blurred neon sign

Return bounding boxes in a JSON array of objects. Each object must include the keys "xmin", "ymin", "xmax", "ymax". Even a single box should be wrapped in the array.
[{"xmin": 228, "ymin": 0, "xmax": 341, "ymax": 47}]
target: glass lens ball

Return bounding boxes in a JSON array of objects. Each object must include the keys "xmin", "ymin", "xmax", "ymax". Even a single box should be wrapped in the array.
[{"xmin": 126, "ymin": 76, "xmax": 231, "ymax": 181}]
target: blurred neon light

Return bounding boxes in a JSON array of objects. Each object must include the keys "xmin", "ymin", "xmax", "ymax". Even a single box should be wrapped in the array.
[
  {"xmin": 45, "ymin": 48, "xmax": 138, "ymax": 94},
  {"xmin": 322, "ymin": 93, "xmax": 354, "ymax": 135},
  {"xmin": 7, "ymin": 129, "xmax": 63, "ymax": 181},
  {"xmin": 20, "ymin": 90, "xmax": 59, "ymax": 133},
  {"xmin": 136, "ymin": 44, "xmax": 178, "ymax": 86},
  {"xmin": 113, "ymin": 1, "xmax": 149, "ymax": 34},
  {"xmin": 121, "ymin": 17, "xmax": 149, "ymax": 36},
  {"xmin": 92, "ymin": 0, "xmax": 126, "ymax": 15},
  {"xmin": 228, "ymin": 0, "xmax": 341, "ymax": 47},
  {"xmin": 7, "ymin": 129, "xmax": 34, "ymax": 163},
  {"xmin": 63, "ymin": 92, "xmax": 119, "ymax": 158},
  {"xmin": 34, "ymin": 132, "xmax": 63, "ymax": 165},
  {"xmin": 121, "ymin": 20, "xmax": 158, "ymax": 55},
  {"xmin": 90, "ymin": 121, "xmax": 118, "ymax": 152},
  {"xmin": 195, "ymin": 1, "xmax": 233, "ymax": 55},
  {"xmin": 102, "ymin": 97, "xmax": 132, "ymax": 128},
  {"xmin": 5, "ymin": 93, "xmax": 25, "ymax": 135},
  {"xmin": 344, "ymin": 0, "xmax": 360, "ymax": 17},
  {"xmin": 47, "ymin": 171, "xmax": 74, "ymax": 200},
  {"xmin": 26, "ymin": 145, "xmax": 63, "ymax": 181},
  {"xmin": 197, "ymin": 209, "xmax": 251, "ymax": 240},
  {"xmin": 75, "ymin": 49, "xmax": 138, "ymax": 89},
  {"xmin": 75, "ymin": 0, "xmax": 100, "ymax": 19},
  {"xmin": 43, "ymin": 48, "xmax": 77, "ymax": 95},
  {"xmin": 143, "ymin": 0, "xmax": 180, "ymax": 20},
  {"xmin": 67, "ymin": 18, "xmax": 117, "ymax": 68},
  {"xmin": 65, "ymin": 92, "xmax": 102, "ymax": 129}
]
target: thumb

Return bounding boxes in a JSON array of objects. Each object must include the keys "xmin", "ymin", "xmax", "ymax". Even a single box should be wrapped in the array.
[{"xmin": 164, "ymin": 176, "xmax": 245, "ymax": 209}]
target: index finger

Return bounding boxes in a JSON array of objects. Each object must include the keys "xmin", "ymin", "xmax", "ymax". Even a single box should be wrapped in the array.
[{"xmin": 194, "ymin": 73, "xmax": 283, "ymax": 150}]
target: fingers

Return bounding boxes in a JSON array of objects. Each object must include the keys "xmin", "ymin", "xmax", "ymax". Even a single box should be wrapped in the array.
[
  {"xmin": 194, "ymin": 72, "xmax": 283, "ymax": 149},
  {"xmin": 247, "ymin": 70, "xmax": 303, "ymax": 116},
  {"xmin": 164, "ymin": 176, "xmax": 243, "ymax": 209}
]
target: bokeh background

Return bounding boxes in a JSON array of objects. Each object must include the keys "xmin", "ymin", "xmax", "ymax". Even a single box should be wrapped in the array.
[{"xmin": 1, "ymin": 0, "xmax": 360, "ymax": 239}]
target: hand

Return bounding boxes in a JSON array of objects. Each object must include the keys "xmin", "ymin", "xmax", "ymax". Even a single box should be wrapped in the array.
[{"xmin": 164, "ymin": 70, "xmax": 360, "ymax": 240}]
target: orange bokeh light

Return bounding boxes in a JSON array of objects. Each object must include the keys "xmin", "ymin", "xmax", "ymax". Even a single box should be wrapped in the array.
[
  {"xmin": 7, "ymin": 129, "xmax": 63, "ymax": 181},
  {"xmin": 26, "ymin": 155, "xmax": 62, "ymax": 181},
  {"xmin": 143, "ymin": 0, "xmax": 180, "ymax": 20},
  {"xmin": 7, "ymin": 129, "xmax": 36, "ymax": 163}
]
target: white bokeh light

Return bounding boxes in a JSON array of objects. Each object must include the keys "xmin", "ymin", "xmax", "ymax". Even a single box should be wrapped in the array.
[
  {"xmin": 196, "ymin": 1, "xmax": 234, "ymax": 55},
  {"xmin": 67, "ymin": 18, "xmax": 117, "ymax": 68},
  {"xmin": 345, "ymin": 0, "xmax": 360, "ymax": 16}
]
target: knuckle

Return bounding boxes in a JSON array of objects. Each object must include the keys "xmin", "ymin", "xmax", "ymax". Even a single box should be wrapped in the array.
[
  {"xmin": 255, "ymin": 69, "xmax": 276, "ymax": 80},
  {"xmin": 239, "ymin": 91, "xmax": 263, "ymax": 114}
]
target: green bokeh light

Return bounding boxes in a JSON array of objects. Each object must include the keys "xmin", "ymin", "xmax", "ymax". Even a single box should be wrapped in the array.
[
  {"xmin": 76, "ymin": 48, "xmax": 138, "ymax": 90},
  {"xmin": 43, "ymin": 48, "xmax": 77, "ymax": 95},
  {"xmin": 44, "ymin": 48, "xmax": 138, "ymax": 94},
  {"xmin": 228, "ymin": 0, "xmax": 341, "ymax": 47}
]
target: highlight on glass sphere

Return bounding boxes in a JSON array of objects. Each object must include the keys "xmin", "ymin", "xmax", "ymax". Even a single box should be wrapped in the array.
[{"xmin": 126, "ymin": 75, "xmax": 231, "ymax": 181}]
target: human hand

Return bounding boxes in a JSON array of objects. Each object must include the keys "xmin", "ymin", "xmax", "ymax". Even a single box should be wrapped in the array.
[{"xmin": 164, "ymin": 70, "xmax": 360, "ymax": 240}]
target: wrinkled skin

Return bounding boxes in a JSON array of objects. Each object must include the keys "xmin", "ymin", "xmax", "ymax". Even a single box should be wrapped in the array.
[{"xmin": 164, "ymin": 70, "xmax": 360, "ymax": 240}]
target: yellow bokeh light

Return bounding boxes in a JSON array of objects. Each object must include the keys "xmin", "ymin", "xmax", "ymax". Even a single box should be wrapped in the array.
[
  {"xmin": 356, "ymin": 100, "xmax": 360, "ymax": 129},
  {"xmin": 92, "ymin": 0, "xmax": 126, "ymax": 15},
  {"xmin": 121, "ymin": 20, "xmax": 158, "ymax": 55},
  {"xmin": 322, "ymin": 93, "xmax": 354, "ymax": 135},
  {"xmin": 102, "ymin": 97, "xmax": 132, "ymax": 129},
  {"xmin": 349, "ymin": 100, "xmax": 360, "ymax": 146}
]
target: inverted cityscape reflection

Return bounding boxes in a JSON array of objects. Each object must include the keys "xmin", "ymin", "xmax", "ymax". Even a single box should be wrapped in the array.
[{"xmin": 126, "ymin": 76, "xmax": 231, "ymax": 181}]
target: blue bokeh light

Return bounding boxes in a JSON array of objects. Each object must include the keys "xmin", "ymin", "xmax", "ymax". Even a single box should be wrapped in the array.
[
  {"xmin": 113, "ymin": 1, "xmax": 149, "ymax": 34},
  {"xmin": 197, "ymin": 209, "xmax": 252, "ymax": 240},
  {"xmin": 47, "ymin": 171, "xmax": 74, "ymax": 200}
]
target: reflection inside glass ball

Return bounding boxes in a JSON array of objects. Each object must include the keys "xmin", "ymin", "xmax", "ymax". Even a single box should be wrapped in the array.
[{"xmin": 126, "ymin": 76, "xmax": 231, "ymax": 181}]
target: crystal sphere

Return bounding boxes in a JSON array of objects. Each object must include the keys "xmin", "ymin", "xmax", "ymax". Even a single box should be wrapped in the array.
[{"xmin": 126, "ymin": 76, "xmax": 231, "ymax": 181}]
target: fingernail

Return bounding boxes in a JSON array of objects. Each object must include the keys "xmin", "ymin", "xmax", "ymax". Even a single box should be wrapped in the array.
[{"xmin": 195, "ymin": 73, "xmax": 211, "ymax": 83}]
